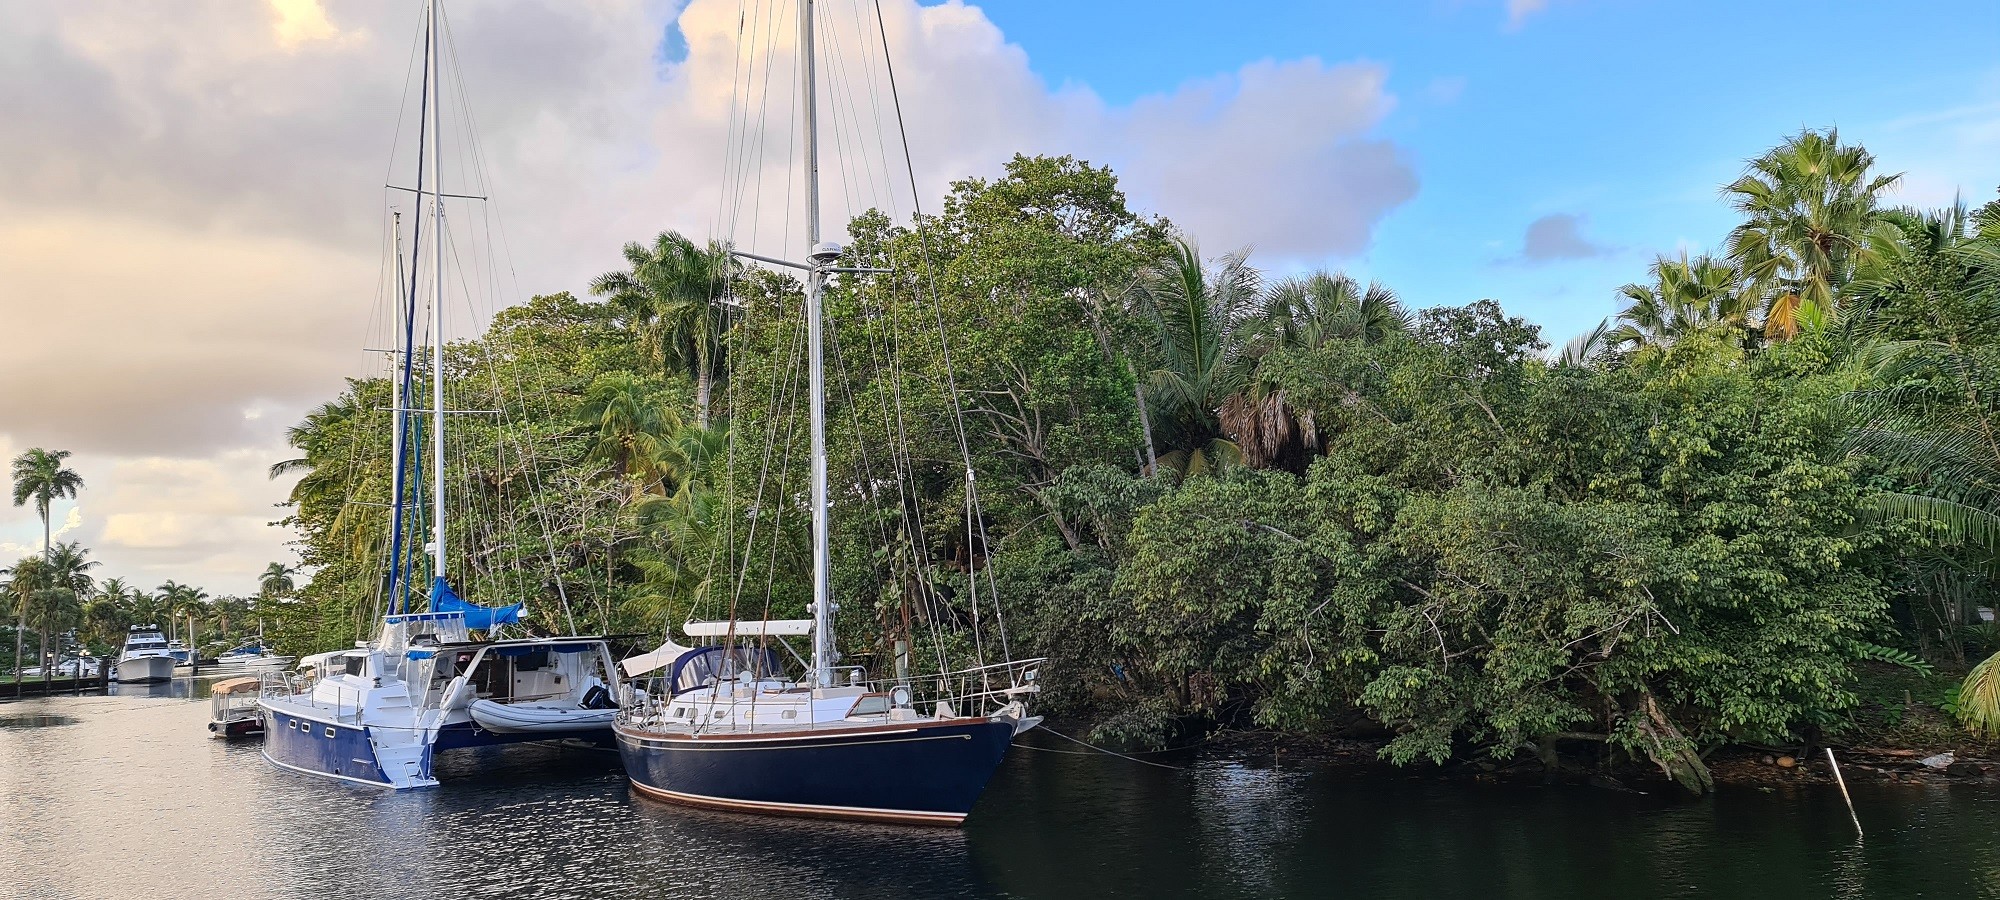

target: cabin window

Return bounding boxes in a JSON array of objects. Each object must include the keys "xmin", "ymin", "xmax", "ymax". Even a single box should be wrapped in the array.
[
  {"xmin": 782, "ymin": 709, "xmax": 798, "ymax": 719},
  {"xmin": 342, "ymin": 655, "xmax": 366, "ymax": 677},
  {"xmin": 848, "ymin": 695, "xmax": 891, "ymax": 717},
  {"xmin": 325, "ymin": 727, "xmax": 336, "ymax": 738},
  {"xmin": 672, "ymin": 707, "xmax": 686, "ymax": 718}
]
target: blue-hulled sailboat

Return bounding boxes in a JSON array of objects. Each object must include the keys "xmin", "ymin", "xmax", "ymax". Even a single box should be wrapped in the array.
[
  {"xmin": 611, "ymin": 0, "xmax": 1043, "ymax": 826},
  {"xmin": 258, "ymin": 0, "xmax": 622, "ymax": 790}
]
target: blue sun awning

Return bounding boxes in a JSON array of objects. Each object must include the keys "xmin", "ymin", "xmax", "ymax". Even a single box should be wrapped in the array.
[{"xmin": 430, "ymin": 577, "xmax": 523, "ymax": 631}]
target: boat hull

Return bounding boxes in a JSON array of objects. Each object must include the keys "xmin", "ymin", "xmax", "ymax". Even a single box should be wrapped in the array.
[
  {"xmin": 614, "ymin": 718, "xmax": 1015, "ymax": 826},
  {"xmin": 114, "ymin": 656, "xmax": 174, "ymax": 683},
  {"xmin": 260, "ymin": 706, "xmax": 403, "ymax": 788},
  {"xmin": 208, "ymin": 715, "xmax": 265, "ymax": 739}
]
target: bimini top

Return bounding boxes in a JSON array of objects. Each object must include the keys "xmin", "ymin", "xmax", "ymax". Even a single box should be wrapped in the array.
[
  {"xmin": 210, "ymin": 676, "xmax": 262, "ymax": 695},
  {"xmin": 621, "ymin": 640, "xmax": 784, "ymax": 695}
]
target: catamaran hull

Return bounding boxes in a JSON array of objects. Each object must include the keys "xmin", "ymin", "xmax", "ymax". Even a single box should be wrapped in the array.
[
  {"xmin": 260, "ymin": 706, "xmax": 428, "ymax": 789},
  {"xmin": 114, "ymin": 656, "xmax": 173, "ymax": 683},
  {"xmin": 614, "ymin": 718, "xmax": 1015, "ymax": 826}
]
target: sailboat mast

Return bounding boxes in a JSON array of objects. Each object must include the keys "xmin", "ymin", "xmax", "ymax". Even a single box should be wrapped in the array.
[
  {"xmin": 387, "ymin": 212, "xmax": 410, "ymax": 613},
  {"xmin": 799, "ymin": 0, "xmax": 834, "ymax": 687},
  {"xmin": 426, "ymin": 0, "xmax": 448, "ymax": 587}
]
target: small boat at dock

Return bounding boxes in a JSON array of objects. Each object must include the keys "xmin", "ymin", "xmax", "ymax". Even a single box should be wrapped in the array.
[{"xmin": 208, "ymin": 677, "xmax": 266, "ymax": 738}]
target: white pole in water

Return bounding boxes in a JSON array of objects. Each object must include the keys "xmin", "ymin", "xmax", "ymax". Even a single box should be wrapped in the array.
[
  {"xmin": 425, "ymin": 0, "xmax": 448, "ymax": 588},
  {"xmin": 799, "ymin": 0, "xmax": 835, "ymax": 689},
  {"xmin": 1825, "ymin": 748, "xmax": 1863, "ymax": 837}
]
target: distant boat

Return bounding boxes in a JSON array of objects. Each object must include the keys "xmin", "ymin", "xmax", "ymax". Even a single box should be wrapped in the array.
[
  {"xmin": 207, "ymin": 676, "xmax": 266, "ymax": 739},
  {"xmin": 114, "ymin": 625, "xmax": 174, "ymax": 683},
  {"xmin": 256, "ymin": 0, "xmax": 625, "ymax": 789},
  {"xmin": 176, "ymin": 642, "xmax": 293, "ymax": 676},
  {"xmin": 611, "ymin": 0, "xmax": 1043, "ymax": 826}
]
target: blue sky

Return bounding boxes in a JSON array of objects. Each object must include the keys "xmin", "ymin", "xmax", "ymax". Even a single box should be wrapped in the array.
[{"xmin": 949, "ymin": 0, "xmax": 2000, "ymax": 344}]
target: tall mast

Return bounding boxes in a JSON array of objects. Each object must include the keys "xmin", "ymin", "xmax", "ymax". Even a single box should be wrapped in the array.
[
  {"xmin": 800, "ymin": 0, "xmax": 835, "ymax": 687},
  {"xmin": 387, "ymin": 212, "xmax": 410, "ymax": 613},
  {"xmin": 426, "ymin": 0, "xmax": 449, "ymax": 589}
]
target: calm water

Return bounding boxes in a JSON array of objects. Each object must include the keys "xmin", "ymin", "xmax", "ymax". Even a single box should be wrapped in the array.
[{"xmin": 3, "ymin": 683, "xmax": 1998, "ymax": 900}]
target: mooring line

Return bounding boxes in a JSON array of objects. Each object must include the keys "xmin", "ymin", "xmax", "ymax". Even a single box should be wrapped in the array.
[{"xmin": 1026, "ymin": 725, "xmax": 1186, "ymax": 771}]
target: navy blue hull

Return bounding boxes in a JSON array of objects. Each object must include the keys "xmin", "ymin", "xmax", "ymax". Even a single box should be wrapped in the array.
[
  {"xmin": 614, "ymin": 718, "xmax": 1015, "ymax": 826},
  {"xmin": 261, "ymin": 709, "xmax": 398, "ymax": 787}
]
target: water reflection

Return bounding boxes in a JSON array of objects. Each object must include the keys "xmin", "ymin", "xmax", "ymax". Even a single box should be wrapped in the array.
[{"xmin": 1, "ymin": 687, "xmax": 1997, "ymax": 900}]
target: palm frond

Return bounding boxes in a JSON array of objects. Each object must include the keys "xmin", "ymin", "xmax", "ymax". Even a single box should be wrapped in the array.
[{"xmin": 1959, "ymin": 649, "xmax": 2000, "ymax": 737}]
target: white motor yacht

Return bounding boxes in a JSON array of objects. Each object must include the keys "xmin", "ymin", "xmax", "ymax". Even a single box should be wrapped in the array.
[{"xmin": 115, "ymin": 625, "xmax": 175, "ymax": 683}]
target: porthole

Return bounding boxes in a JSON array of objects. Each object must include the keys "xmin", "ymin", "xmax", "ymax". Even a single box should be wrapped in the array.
[
  {"xmin": 782, "ymin": 709, "xmax": 798, "ymax": 719},
  {"xmin": 325, "ymin": 727, "xmax": 336, "ymax": 738}
]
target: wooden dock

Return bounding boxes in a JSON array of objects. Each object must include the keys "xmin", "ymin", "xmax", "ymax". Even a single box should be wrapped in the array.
[{"xmin": 4, "ymin": 670, "xmax": 110, "ymax": 699}]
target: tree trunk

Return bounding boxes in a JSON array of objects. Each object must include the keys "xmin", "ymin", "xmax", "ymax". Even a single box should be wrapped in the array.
[
  {"xmin": 1132, "ymin": 369, "xmax": 1158, "ymax": 474},
  {"xmin": 696, "ymin": 366, "xmax": 712, "ymax": 430},
  {"xmin": 11, "ymin": 601, "xmax": 23, "ymax": 686}
]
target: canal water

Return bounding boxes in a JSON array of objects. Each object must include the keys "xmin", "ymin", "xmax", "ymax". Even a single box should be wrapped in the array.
[{"xmin": 2, "ymin": 682, "xmax": 1997, "ymax": 899}]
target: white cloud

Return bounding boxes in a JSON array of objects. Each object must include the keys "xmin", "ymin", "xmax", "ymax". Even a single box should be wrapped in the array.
[
  {"xmin": 0, "ymin": 0, "xmax": 1416, "ymax": 593},
  {"xmin": 1506, "ymin": 0, "xmax": 1550, "ymax": 30}
]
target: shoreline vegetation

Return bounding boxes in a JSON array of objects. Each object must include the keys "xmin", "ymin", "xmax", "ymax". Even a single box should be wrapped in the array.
[{"xmin": 18, "ymin": 128, "xmax": 1999, "ymax": 795}]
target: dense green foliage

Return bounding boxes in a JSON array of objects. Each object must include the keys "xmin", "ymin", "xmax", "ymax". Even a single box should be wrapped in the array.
[{"xmin": 268, "ymin": 137, "xmax": 2000, "ymax": 791}]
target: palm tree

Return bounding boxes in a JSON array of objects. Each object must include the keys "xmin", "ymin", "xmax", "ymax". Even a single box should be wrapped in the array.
[
  {"xmin": 1222, "ymin": 270, "xmax": 1409, "ymax": 470},
  {"xmin": 10, "ymin": 447, "xmax": 82, "ymax": 681},
  {"xmin": 157, "ymin": 581, "xmax": 209, "ymax": 649},
  {"xmin": 259, "ymin": 562, "xmax": 297, "ymax": 599},
  {"xmin": 1606, "ymin": 253, "xmax": 1750, "ymax": 349},
  {"xmin": 1724, "ymin": 128, "xmax": 1900, "ymax": 339},
  {"xmin": 211, "ymin": 596, "xmax": 250, "ymax": 640},
  {"xmin": 1250, "ymin": 270, "xmax": 1409, "ymax": 351},
  {"xmin": 38, "ymin": 542, "xmax": 96, "ymax": 681},
  {"xmin": 575, "ymin": 372, "xmax": 686, "ymax": 499},
  {"xmin": 1, "ymin": 557, "xmax": 46, "ymax": 678},
  {"xmin": 269, "ymin": 384, "xmax": 389, "ymax": 563},
  {"xmin": 590, "ymin": 231, "xmax": 741, "ymax": 428},
  {"xmin": 84, "ymin": 577, "xmax": 136, "ymax": 652},
  {"xmin": 1128, "ymin": 239, "xmax": 1260, "ymax": 474},
  {"xmin": 1841, "ymin": 222, "xmax": 2000, "ymax": 732}
]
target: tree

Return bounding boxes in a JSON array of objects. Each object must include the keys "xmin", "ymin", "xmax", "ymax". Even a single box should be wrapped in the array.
[
  {"xmin": 38, "ymin": 542, "xmax": 96, "ymax": 680},
  {"xmin": 9, "ymin": 447, "xmax": 82, "ymax": 682},
  {"xmin": 1606, "ymin": 253, "xmax": 1749, "ymax": 349},
  {"xmin": 575, "ymin": 372, "xmax": 686, "ymax": 499},
  {"xmin": 1224, "ymin": 271, "xmax": 1410, "ymax": 471},
  {"xmin": 1130, "ymin": 239, "xmax": 1259, "ymax": 474},
  {"xmin": 1, "ymin": 557, "xmax": 46, "ymax": 677},
  {"xmin": 1725, "ymin": 129, "xmax": 1900, "ymax": 339},
  {"xmin": 259, "ymin": 562, "xmax": 297, "ymax": 600},
  {"xmin": 157, "ymin": 581, "xmax": 209, "ymax": 649},
  {"xmin": 1250, "ymin": 271, "xmax": 1408, "ymax": 351},
  {"xmin": 590, "ymin": 231, "xmax": 739, "ymax": 428}
]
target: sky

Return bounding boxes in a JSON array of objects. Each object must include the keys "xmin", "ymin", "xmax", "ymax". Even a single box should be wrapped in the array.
[{"xmin": 1, "ymin": 0, "xmax": 1996, "ymax": 596}]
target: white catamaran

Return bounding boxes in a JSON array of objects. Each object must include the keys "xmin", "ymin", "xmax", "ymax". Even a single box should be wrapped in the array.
[{"xmin": 258, "ymin": 0, "xmax": 622, "ymax": 789}]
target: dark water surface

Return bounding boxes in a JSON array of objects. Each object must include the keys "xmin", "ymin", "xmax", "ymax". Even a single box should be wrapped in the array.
[{"xmin": 3, "ymin": 683, "xmax": 1998, "ymax": 899}]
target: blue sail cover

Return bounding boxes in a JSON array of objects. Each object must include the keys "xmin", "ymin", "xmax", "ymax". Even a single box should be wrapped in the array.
[{"xmin": 431, "ymin": 577, "xmax": 523, "ymax": 630}]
